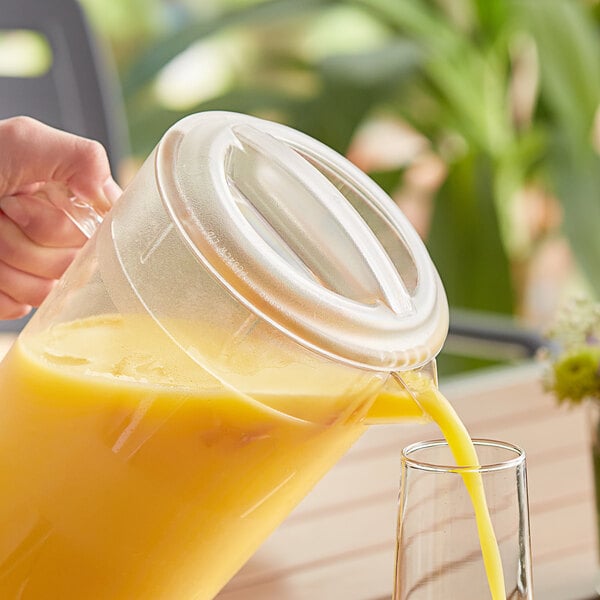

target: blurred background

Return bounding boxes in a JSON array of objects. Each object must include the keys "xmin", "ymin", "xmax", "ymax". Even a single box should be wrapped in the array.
[{"xmin": 2, "ymin": 0, "xmax": 599, "ymax": 374}]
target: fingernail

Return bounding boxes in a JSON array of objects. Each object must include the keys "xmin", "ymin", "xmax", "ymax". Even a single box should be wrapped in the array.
[
  {"xmin": 0, "ymin": 196, "xmax": 30, "ymax": 228},
  {"xmin": 102, "ymin": 177, "xmax": 122, "ymax": 207}
]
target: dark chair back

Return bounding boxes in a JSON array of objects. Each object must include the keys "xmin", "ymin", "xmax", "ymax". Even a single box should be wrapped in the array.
[
  {"xmin": 0, "ymin": 0, "xmax": 127, "ymax": 169},
  {"xmin": 0, "ymin": 0, "xmax": 128, "ymax": 331}
]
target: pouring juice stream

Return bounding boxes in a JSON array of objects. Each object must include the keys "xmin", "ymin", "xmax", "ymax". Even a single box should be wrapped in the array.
[{"xmin": 392, "ymin": 372, "xmax": 506, "ymax": 600}]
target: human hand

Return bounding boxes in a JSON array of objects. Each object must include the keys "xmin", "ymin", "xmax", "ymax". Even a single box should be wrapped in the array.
[{"xmin": 0, "ymin": 116, "xmax": 122, "ymax": 319}]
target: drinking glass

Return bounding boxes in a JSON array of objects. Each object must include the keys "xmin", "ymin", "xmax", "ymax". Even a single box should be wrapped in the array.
[{"xmin": 394, "ymin": 439, "xmax": 533, "ymax": 599}]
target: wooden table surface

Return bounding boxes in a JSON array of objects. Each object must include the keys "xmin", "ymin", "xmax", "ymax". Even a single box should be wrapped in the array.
[{"xmin": 0, "ymin": 334, "xmax": 597, "ymax": 599}]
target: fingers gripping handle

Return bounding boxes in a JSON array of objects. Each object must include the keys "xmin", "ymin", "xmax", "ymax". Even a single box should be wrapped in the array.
[{"xmin": 33, "ymin": 181, "xmax": 105, "ymax": 238}]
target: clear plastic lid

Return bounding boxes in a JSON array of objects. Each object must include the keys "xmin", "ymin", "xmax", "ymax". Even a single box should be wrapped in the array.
[{"xmin": 154, "ymin": 111, "xmax": 448, "ymax": 371}]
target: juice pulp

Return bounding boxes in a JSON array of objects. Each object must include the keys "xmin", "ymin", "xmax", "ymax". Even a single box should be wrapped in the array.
[{"xmin": 0, "ymin": 314, "xmax": 423, "ymax": 599}]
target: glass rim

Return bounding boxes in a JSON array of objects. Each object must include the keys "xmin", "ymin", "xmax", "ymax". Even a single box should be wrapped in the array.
[{"xmin": 401, "ymin": 438, "xmax": 526, "ymax": 474}]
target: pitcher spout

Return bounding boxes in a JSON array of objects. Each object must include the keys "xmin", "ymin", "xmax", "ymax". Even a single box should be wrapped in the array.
[
  {"xmin": 363, "ymin": 359, "xmax": 438, "ymax": 425},
  {"xmin": 415, "ymin": 358, "xmax": 438, "ymax": 389}
]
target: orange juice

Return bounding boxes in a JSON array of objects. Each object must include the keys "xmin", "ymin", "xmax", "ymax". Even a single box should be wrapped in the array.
[
  {"xmin": 0, "ymin": 314, "xmax": 505, "ymax": 599},
  {"xmin": 0, "ymin": 314, "xmax": 423, "ymax": 599}
]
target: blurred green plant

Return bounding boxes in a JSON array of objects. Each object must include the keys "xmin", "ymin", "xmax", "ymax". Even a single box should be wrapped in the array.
[{"xmin": 81, "ymin": 0, "xmax": 600, "ymax": 323}]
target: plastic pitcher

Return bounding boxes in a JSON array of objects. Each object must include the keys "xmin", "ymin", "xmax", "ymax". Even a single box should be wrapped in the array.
[{"xmin": 0, "ymin": 112, "xmax": 448, "ymax": 599}]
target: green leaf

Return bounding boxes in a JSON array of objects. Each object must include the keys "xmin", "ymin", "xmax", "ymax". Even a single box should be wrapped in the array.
[
  {"xmin": 523, "ymin": 1, "xmax": 600, "ymax": 297},
  {"xmin": 549, "ymin": 135, "xmax": 600, "ymax": 299},
  {"xmin": 522, "ymin": 0, "xmax": 600, "ymax": 143},
  {"xmin": 471, "ymin": 0, "xmax": 511, "ymax": 40},
  {"xmin": 317, "ymin": 39, "xmax": 422, "ymax": 87},
  {"xmin": 367, "ymin": 167, "xmax": 404, "ymax": 195},
  {"xmin": 357, "ymin": 0, "xmax": 513, "ymax": 155},
  {"xmin": 286, "ymin": 41, "xmax": 421, "ymax": 152},
  {"xmin": 427, "ymin": 153, "xmax": 514, "ymax": 314},
  {"xmin": 355, "ymin": 0, "xmax": 456, "ymax": 44},
  {"xmin": 287, "ymin": 81, "xmax": 377, "ymax": 153}
]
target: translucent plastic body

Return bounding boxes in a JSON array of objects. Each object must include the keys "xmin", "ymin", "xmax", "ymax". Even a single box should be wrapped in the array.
[{"xmin": 0, "ymin": 112, "xmax": 449, "ymax": 598}]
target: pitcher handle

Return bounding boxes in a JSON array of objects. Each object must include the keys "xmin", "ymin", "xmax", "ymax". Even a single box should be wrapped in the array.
[{"xmin": 32, "ymin": 181, "xmax": 105, "ymax": 238}]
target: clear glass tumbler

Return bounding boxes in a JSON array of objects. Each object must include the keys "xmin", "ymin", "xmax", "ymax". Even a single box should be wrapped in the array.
[{"xmin": 394, "ymin": 439, "xmax": 533, "ymax": 599}]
